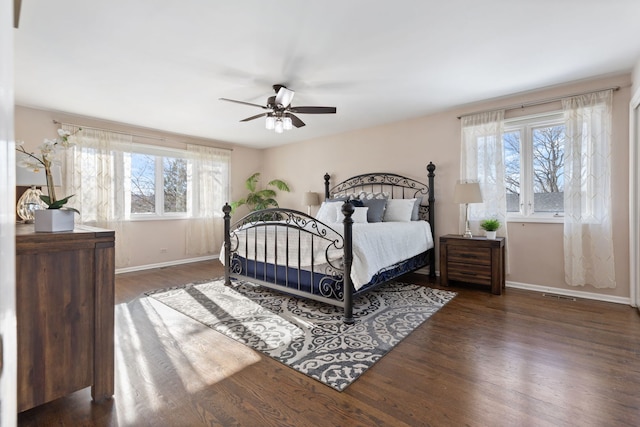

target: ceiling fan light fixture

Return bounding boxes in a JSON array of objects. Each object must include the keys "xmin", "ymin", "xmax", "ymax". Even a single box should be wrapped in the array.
[
  {"xmin": 283, "ymin": 116, "xmax": 293, "ymax": 130},
  {"xmin": 265, "ymin": 115, "xmax": 275, "ymax": 130},
  {"xmin": 274, "ymin": 119, "xmax": 284, "ymax": 134}
]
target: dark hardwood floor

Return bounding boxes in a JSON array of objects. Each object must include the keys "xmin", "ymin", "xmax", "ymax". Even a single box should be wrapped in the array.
[{"xmin": 18, "ymin": 260, "xmax": 640, "ymax": 426}]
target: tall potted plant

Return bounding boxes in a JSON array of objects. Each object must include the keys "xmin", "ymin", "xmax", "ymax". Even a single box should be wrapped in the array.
[{"xmin": 231, "ymin": 173, "xmax": 291, "ymax": 213}]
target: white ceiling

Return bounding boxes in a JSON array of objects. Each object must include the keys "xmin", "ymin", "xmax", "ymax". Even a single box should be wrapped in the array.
[{"xmin": 14, "ymin": 0, "xmax": 640, "ymax": 149}]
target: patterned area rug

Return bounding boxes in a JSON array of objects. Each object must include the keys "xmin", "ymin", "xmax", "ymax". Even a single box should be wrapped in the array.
[{"xmin": 146, "ymin": 278, "xmax": 455, "ymax": 391}]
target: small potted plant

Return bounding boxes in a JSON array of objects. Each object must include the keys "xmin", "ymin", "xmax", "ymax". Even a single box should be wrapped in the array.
[{"xmin": 480, "ymin": 218, "xmax": 501, "ymax": 239}]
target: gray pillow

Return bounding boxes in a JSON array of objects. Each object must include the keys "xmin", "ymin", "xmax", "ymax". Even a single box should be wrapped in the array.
[
  {"xmin": 412, "ymin": 197, "xmax": 423, "ymax": 221},
  {"xmin": 362, "ymin": 198, "xmax": 386, "ymax": 223}
]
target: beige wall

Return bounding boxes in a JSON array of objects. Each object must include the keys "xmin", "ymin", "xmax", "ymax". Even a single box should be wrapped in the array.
[
  {"xmin": 262, "ymin": 74, "xmax": 632, "ymax": 300},
  {"xmin": 15, "ymin": 105, "xmax": 263, "ymax": 269},
  {"xmin": 15, "ymin": 73, "xmax": 633, "ymax": 299}
]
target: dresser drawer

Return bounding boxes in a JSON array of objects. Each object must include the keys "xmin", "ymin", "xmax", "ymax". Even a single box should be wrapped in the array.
[{"xmin": 448, "ymin": 246, "xmax": 491, "ymax": 265}]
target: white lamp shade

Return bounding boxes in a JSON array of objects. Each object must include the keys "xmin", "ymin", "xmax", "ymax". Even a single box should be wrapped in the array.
[
  {"xmin": 454, "ymin": 182, "xmax": 483, "ymax": 204},
  {"xmin": 303, "ymin": 191, "xmax": 320, "ymax": 206}
]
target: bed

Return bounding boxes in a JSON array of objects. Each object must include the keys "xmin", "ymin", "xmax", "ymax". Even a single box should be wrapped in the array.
[{"xmin": 222, "ymin": 162, "xmax": 436, "ymax": 323}]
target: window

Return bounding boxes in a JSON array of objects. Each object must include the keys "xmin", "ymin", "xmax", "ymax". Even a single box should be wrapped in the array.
[
  {"xmin": 66, "ymin": 133, "xmax": 230, "ymax": 223},
  {"xmin": 503, "ymin": 112, "xmax": 565, "ymax": 221},
  {"xmin": 129, "ymin": 152, "xmax": 188, "ymax": 217}
]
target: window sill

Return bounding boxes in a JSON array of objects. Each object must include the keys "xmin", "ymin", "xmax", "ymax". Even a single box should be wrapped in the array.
[
  {"xmin": 128, "ymin": 215, "xmax": 190, "ymax": 222},
  {"xmin": 507, "ymin": 215, "xmax": 564, "ymax": 224}
]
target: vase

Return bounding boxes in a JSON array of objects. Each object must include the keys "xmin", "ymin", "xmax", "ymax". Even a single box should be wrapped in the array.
[
  {"xmin": 34, "ymin": 209, "xmax": 75, "ymax": 232},
  {"xmin": 485, "ymin": 231, "xmax": 497, "ymax": 240}
]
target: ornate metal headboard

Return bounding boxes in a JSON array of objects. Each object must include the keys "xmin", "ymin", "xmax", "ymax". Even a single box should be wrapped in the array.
[{"xmin": 323, "ymin": 162, "xmax": 436, "ymax": 228}]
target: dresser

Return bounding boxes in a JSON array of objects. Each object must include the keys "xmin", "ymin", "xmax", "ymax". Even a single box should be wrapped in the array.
[
  {"xmin": 439, "ymin": 234, "xmax": 505, "ymax": 295},
  {"xmin": 15, "ymin": 224, "xmax": 115, "ymax": 412}
]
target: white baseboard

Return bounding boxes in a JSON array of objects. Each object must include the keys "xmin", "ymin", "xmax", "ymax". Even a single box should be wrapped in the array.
[
  {"xmin": 115, "ymin": 255, "xmax": 219, "ymax": 274},
  {"xmin": 506, "ymin": 280, "xmax": 631, "ymax": 305},
  {"xmin": 117, "ymin": 261, "xmax": 630, "ymax": 306}
]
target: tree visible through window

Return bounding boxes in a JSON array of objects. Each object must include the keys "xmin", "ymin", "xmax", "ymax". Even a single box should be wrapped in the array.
[
  {"xmin": 503, "ymin": 113, "xmax": 565, "ymax": 218},
  {"xmin": 163, "ymin": 157, "xmax": 187, "ymax": 213},
  {"xmin": 131, "ymin": 153, "xmax": 156, "ymax": 214},
  {"xmin": 130, "ymin": 153, "xmax": 188, "ymax": 216}
]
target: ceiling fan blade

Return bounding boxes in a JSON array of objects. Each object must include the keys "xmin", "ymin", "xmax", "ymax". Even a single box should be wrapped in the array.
[
  {"xmin": 219, "ymin": 98, "xmax": 268, "ymax": 109},
  {"xmin": 240, "ymin": 112, "xmax": 268, "ymax": 122},
  {"xmin": 289, "ymin": 114, "xmax": 306, "ymax": 128},
  {"xmin": 289, "ymin": 106, "xmax": 336, "ymax": 114},
  {"xmin": 275, "ymin": 87, "xmax": 295, "ymax": 107}
]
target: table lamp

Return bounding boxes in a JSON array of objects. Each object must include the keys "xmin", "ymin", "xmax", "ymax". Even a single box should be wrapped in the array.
[
  {"xmin": 303, "ymin": 191, "xmax": 320, "ymax": 215},
  {"xmin": 453, "ymin": 181, "xmax": 483, "ymax": 238},
  {"xmin": 16, "ymin": 165, "xmax": 61, "ymax": 223}
]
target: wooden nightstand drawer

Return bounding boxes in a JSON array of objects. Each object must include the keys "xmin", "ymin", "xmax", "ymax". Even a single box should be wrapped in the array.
[
  {"xmin": 448, "ymin": 246, "xmax": 491, "ymax": 265},
  {"xmin": 439, "ymin": 234, "xmax": 505, "ymax": 295},
  {"xmin": 448, "ymin": 262, "xmax": 492, "ymax": 286}
]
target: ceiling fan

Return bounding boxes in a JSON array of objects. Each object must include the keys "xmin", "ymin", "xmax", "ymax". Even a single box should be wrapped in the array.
[{"xmin": 219, "ymin": 84, "xmax": 337, "ymax": 133}]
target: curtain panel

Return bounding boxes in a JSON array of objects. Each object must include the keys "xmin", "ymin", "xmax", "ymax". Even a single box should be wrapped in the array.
[
  {"xmin": 62, "ymin": 125, "xmax": 133, "ymax": 267},
  {"xmin": 562, "ymin": 90, "xmax": 615, "ymax": 288},
  {"xmin": 460, "ymin": 111, "xmax": 508, "ymax": 235},
  {"xmin": 185, "ymin": 143, "xmax": 230, "ymax": 256}
]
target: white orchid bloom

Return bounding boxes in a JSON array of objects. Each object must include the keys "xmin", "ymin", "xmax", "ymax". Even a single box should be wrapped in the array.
[{"xmin": 57, "ymin": 128, "xmax": 71, "ymax": 138}]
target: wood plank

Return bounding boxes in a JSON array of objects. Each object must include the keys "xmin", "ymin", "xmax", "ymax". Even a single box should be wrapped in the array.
[{"xmin": 17, "ymin": 261, "xmax": 640, "ymax": 426}]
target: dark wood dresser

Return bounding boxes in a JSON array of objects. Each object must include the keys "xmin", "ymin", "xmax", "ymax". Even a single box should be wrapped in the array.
[
  {"xmin": 439, "ymin": 234, "xmax": 505, "ymax": 295},
  {"xmin": 15, "ymin": 224, "xmax": 115, "ymax": 412}
]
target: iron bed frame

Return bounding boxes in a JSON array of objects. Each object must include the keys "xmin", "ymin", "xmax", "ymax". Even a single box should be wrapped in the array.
[{"xmin": 223, "ymin": 162, "xmax": 436, "ymax": 324}]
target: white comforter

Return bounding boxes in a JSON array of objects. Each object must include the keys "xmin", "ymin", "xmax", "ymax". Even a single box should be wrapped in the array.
[{"xmin": 222, "ymin": 220, "xmax": 434, "ymax": 290}]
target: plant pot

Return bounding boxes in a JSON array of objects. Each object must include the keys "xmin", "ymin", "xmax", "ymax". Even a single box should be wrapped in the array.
[
  {"xmin": 34, "ymin": 209, "xmax": 75, "ymax": 232},
  {"xmin": 485, "ymin": 230, "xmax": 497, "ymax": 240}
]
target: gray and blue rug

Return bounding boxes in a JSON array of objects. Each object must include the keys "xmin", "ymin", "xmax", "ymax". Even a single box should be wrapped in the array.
[{"xmin": 146, "ymin": 278, "xmax": 455, "ymax": 391}]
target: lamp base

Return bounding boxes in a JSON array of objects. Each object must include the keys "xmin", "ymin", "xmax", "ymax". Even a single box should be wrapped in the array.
[
  {"xmin": 462, "ymin": 230, "xmax": 473, "ymax": 238},
  {"xmin": 17, "ymin": 186, "xmax": 47, "ymax": 223}
]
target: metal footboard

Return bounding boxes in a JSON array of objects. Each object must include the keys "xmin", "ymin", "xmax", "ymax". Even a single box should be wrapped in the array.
[{"xmin": 223, "ymin": 203, "xmax": 356, "ymax": 323}]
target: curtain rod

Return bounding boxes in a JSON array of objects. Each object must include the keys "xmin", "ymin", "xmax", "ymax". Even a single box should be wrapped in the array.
[
  {"xmin": 52, "ymin": 120, "xmax": 233, "ymax": 152},
  {"xmin": 457, "ymin": 86, "xmax": 621, "ymax": 119}
]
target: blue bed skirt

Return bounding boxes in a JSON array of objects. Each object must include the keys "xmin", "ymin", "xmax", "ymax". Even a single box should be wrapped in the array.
[{"xmin": 229, "ymin": 251, "xmax": 429, "ymax": 302}]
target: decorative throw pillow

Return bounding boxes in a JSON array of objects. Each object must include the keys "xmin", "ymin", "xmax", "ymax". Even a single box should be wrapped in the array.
[
  {"xmin": 336, "ymin": 206, "xmax": 369, "ymax": 223},
  {"xmin": 411, "ymin": 196, "xmax": 423, "ymax": 221},
  {"xmin": 383, "ymin": 198, "xmax": 416, "ymax": 222},
  {"xmin": 361, "ymin": 198, "xmax": 387, "ymax": 223},
  {"xmin": 357, "ymin": 191, "xmax": 390, "ymax": 200}
]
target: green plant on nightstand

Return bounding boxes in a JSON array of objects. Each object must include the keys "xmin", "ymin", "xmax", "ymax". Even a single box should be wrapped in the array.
[
  {"xmin": 480, "ymin": 218, "xmax": 501, "ymax": 231},
  {"xmin": 480, "ymin": 218, "xmax": 501, "ymax": 239}
]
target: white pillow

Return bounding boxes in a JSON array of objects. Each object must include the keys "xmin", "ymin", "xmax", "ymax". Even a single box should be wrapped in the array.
[
  {"xmin": 336, "ymin": 206, "xmax": 369, "ymax": 223},
  {"xmin": 383, "ymin": 198, "xmax": 416, "ymax": 222},
  {"xmin": 315, "ymin": 201, "xmax": 341, "ymax": 224}
]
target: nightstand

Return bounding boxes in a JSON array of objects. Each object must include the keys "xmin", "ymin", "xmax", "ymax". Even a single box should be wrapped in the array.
[{"xmin": 439, "ymin": 234, "xmax": 505, "ymax": 295}]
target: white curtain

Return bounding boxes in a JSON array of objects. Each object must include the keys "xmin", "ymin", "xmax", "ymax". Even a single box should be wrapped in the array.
[
  {"xmin": 562, "ymin": 90, "xmax": 615, "ymax": 288},
  {"xmin": 460, "ymin": 111, "xmax": 508, "ymax": 236},
  {"xmin": 62, "ymin": 125, "xmax": 133, "ymax": 267},
  {"xmin": 185, "ymin": 144, "xmax": 230, "ymax": 256}
]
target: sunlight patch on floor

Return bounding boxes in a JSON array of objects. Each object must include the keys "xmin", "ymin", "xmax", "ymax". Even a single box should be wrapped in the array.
[{"xmin": 113, "ymin": 298, "xmax": 261, "ymax": 425}]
